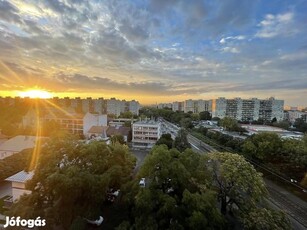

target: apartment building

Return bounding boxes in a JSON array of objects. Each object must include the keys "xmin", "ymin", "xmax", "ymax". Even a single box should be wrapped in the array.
[
  {"xmin": 284, "ymin": 110, "xmax": 307, "ymax": 123},
  {"xmin": 132, "ymin": 120, "xmax": 161, "ymax": 148},
  {"xmin": 157, "ymin": 103, "xmax": 173, "ymax": 109},
  {"xmin": 212, "ymin": 97, "xmax": 284, "ymax": 122},
  {"xmin": 1, "ymin": 96, "xmax": 139, "ymax": 116},
  {"xmin": 129, "ymin": 100, "xmax": 140, "ymax": 115},
  {"xmin": 42, "ymin": 113, "xmax": 84, "ymax": 135},
  {"xmin": 172, "ymin": 101, "xmax": 184, "ymax": 112},
  {"xmin": 183, "ymin": 99, "xmax": 211, "ymax": 113},
  {"xmin": 211, "ymin": 97, "xmax": 227, "ymax": 118}
]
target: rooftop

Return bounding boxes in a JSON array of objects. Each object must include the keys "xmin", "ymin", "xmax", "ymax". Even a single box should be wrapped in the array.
[
  {"xmin": 0, "ymin": 135, "xmax": 47, "ymax": 153},
  {"xmin": 5, "ymin": 170, "xmax": 34, "ymax": 183},
  {"xmin": 134, "ymin": 120, "xmax": 160, "ymax": 125},
  {"xmin": 88, "ymin": 126, "xmax": 108, "ymax": 134},
  {"xmin": 107, "ymin": 126, "xmax": 131, "ymax": 136}
]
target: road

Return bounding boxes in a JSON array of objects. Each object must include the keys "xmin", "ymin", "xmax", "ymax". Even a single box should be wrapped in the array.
[
  {"xmin": 130, "ymin": 148, "xmax": 150, "ymax": 173},
  {"xmin": 187, "ymin": 134, "xmax": 215, "ymax": 153},
  {"xmin": 160, "ymin": 118, "xmax": 215, "ymax": 154}
]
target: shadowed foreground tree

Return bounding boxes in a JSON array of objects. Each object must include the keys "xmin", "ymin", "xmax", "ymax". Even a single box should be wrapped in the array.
[
  {"xmin": 155, "ymin": 133, "xmax": 173, "ymax": 149},
  {"xmin": 8, "ymin": 134, "xmax": 136, "ymax": 230},
  {"xmin": 122, "ymin": 145, "xmax": 224, "ymax": 230}
]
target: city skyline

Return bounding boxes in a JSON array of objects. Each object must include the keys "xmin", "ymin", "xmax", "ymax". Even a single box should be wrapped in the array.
[{"xmin": 0, "ymin": 0, "xmax": 307, "ymax": 106}]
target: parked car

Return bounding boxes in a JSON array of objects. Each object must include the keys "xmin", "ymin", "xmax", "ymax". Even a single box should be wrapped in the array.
[{"xmin": 139, "ymin": 178, "xmax": 146, "ymax": 187}]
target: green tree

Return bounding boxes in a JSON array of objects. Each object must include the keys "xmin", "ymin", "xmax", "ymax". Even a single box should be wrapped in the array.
[
  {"xmin": 294, "ymin": 118, "xmax": 307, "ymax": 133},
  {"xmin": 8, "ymin": 137, "xmax": 136, "ymax": 229},
  {"xmin": 207, "ymin": 152, "xmax": 267, "ymax": 215},
  {"xmin": 0, "ymin": 149, "xmax": 32, "ymax": 181},
  {"xmin": 242, "ymin": 132, "xmax": 282, "ymax": 161},
  {"xmin": 120, "ymin": 111, "xmax": 134, "ymax": 119},
  {"xmin": 156, "ymin": 133, "xmax": 173, "ymax": 149},
  {"xmin": 180, "ymin": 117, "xmax": 194, "ymax": 129},
  {"xmin": 243, "ymin": 208, "xmax": 291, "ymax": 230},
  {"xmin": 271, "ymin": 120, "xmax": 291, "ymax": 130},
  {"xmin": 173, "ymin": 129, "xmax": 191, "ymax": 152},
  {"xmin": 218, "ymin": 117, "xmax": 239, "ymax": 131},
  {"xmin": 199, "ymin": 111, "xmax": 212, "ymax": 120},
  {"xmin": 131, "ymin": 146, "xmax": 224, "ymax": 230},
  {"xmin": 110, "ymin": 134, "xmax": 126, "ymax": 144},
  {"xmin": 206, "ymin": 152, "xmax": 290, "ymax": 229}
]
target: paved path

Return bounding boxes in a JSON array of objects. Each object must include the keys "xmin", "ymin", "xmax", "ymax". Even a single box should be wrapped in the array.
[{"xmin": 130, "ymin": 148, "xmax": 149, "ymax": 173}]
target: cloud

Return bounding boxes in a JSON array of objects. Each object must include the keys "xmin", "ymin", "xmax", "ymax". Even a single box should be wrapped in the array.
[
  {"xmin": 255, "ymin": 12, "xmax": 296, "ymax": 38},
  {"xmin": 0, "ymin": 0, "xmax": 306, "ymax": 105},
  {"xmin": 221, "ymin": 47, "xmax": 240, "ymax": 53},
  {"xmin": 220, "ymin": 35, "xmax": 245, "ymax": 44}
]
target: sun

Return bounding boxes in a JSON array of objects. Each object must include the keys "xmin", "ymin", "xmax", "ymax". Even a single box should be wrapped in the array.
[{"xmin": 19, "ymin": 89, "xmax": 53, "ymax": 99}]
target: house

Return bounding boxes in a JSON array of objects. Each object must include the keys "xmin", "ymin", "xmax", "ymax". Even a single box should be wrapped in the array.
[
  {"xmin": 87, "ymin": 126, "xmax": 109, "ymax": 140},
  {"xmin": 4, "ymin": 170, "xmax": 34, "ymax": 206},
  {"xmin": 0, "ymin": 135, "xmax": 47, "ymax": 160}
]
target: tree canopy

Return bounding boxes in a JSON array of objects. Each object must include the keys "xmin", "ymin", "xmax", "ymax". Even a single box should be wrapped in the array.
[
  {"xmin": 130, "ymin": 145, "xmax": 224, "ymax": 230},
  {"xmin": 199, "ymin": 111, "xmax": 212, "ymax": 120},
  {"xmin": 207, "ymin": 152, "xmax": 267, "ymax": 215},
  {"xmin": 242, "ymin": 132, "xmax": 282, "ymax": 161},
  {"xmin": 8, "ymin": 135, "xmax": 136, "ymax": 229},
  {"xmin": 173, "ymin": 129, "xmax": 191, "ymax": 152},
  {"xmin": 206, "ymin": 152, "xmax": 291, "ymax": 229},
  {"xmin": 155, "ymin": 133, "xmax": 173, "ymax": 149}
]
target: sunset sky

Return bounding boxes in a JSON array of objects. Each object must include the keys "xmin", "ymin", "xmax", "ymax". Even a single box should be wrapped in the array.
[{"xmin": 0, "ymin": 0, "xmax": 306, "ymax": 105}]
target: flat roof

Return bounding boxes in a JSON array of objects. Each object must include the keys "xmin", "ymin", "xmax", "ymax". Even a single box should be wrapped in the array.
[
  {"xmin": 5, "ymin": 170, "xmax": 34, "ymax": 183},
  {"xmin": 241, "ymin": 125, "xmax": 286, "ymax": 132},
  {"xmin": 0, "ymin": 135, "xmax": 47, "ymax": 153}
]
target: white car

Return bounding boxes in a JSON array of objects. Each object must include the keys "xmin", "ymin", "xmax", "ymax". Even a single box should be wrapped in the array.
[{"xmin": 139, "ymin": 178, "xmax": 146, "ymax": 187}]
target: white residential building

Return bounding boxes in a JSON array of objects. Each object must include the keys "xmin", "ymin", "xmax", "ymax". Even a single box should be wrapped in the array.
[
  {"xmin": 129, "ymin": 100, "xmax": 140, "ymax": 115},
  {"xmin": 284, "ymin": 110, "xmax": 307, "ymax": 123},
  {"xmin": 93, "ymin": 98, "xmax": 107, "ymax": 114},
  {"xmin": 184, "ymin": 99, "xmax": 195, "ymax": 113},
  {"xmin": 107, "ymin": 98, "xmax": 123, "ymax": 116},
  {"xmin": 172, "ymin": 101, "xmax": 184, "ymax": 112},
  {"xmin": 83, "ymin": 112, "xmax": 108, "ymax": 137},
  {"xmin": 211, "ymin": 97, "xmax": 284, "ymax": 122},
  {"xmin": 211, "ymin": 97, "xmax": 227, "ymax": 119},
  {"xmin": 5, "ymin": 170, "xmax": 34, "ymax": 203},
  {"xmin": 132, "ymin": 120, "xmax": 162, "ymax": 148}
]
